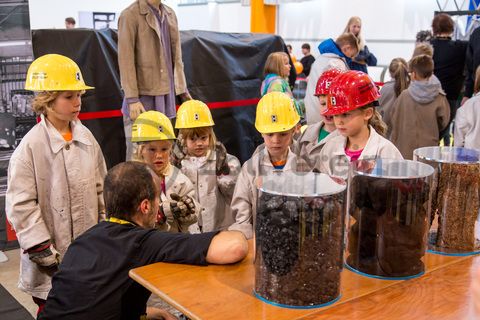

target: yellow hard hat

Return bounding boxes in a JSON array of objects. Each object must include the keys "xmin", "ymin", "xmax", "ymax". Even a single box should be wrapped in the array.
[
  {"xmin": 25, "ymin": 54, "xmax": 94, "ymax": 91},
  {"xmin": 255, "ymin": 92, "xmax": 300, "ymax": 134},
  {"xmin": 131, "ymin": 111, "xmax": 176, "ymax": 142},
  {"xmin": 175, "ymin": 100, "xmax": 214, "ymax": 129}
]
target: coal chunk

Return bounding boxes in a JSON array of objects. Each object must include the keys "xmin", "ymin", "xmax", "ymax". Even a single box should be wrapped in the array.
[{"xmin": 255, "ymin": 191, "xmax": 345, "ymax": 306}]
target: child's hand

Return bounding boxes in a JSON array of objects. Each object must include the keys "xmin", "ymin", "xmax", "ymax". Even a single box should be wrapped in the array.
[
  {"xmin": 26, "ymin": 241, "xmax": 60, "ymax": 268},
  {"xmin": 129, "ymin": 101, "xmax": 146, "ymax": 120},
  {"xmin": 215, "ymin": 143, "xmax": 230, "ymax": 176},
  {"xmin": 171, "ymin": 142, "xmax": 186, "ymax": 168}
]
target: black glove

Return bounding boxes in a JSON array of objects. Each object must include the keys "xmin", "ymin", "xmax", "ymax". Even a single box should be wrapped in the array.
[
  {"xmin": 169, "ymin": 193, "xmax": 196, "ymax": 218},
  {"xmin": 215, "ymin": 142, "xmax": 230, "ymax": 176},
  {"xmin": 171, "ymin": 140, "xmax": 186, "ymax": 169},
  {"xmin": 26, "ymin": 240, "xmax": 60, "ymax": 268}
]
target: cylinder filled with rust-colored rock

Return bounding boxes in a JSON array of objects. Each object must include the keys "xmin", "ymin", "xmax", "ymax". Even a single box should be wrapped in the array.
[
  {"xmin": 414, "ymin": 146, "xmax": 480, "ymax": 255},
  {"xmin": 346, "ymin": 159, "xmax": 434, "ymax": 279},
  {"xmin": 254, "ymin": 172, "xmax": 346, "ymax": 308}
]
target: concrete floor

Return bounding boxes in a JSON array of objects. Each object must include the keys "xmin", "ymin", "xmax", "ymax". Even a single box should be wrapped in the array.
[{"xmin": 0, "ymin": 249, "xmax": 38, "ymax": 318}]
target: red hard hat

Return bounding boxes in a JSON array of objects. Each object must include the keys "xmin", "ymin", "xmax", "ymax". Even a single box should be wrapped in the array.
[
  {"xmin": 322, "ymin": 71, "xmax": 380, "ymax": 116},
  {"xmin": 314, "ymin": 68, "xmax": 344, "ymax": 96}
]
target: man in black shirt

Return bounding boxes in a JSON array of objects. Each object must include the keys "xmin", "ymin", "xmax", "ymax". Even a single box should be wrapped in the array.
[
  {"xmin": 300, "ymin": 43, "xmax": 315, "ymax": 77},
  {"xmin": 38, "ymin": 161, "xmax": 248, "ymax": 320}
]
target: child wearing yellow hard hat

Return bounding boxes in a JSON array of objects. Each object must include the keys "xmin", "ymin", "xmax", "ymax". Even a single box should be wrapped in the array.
[
  {"xmin": 171, "ymin": 100, "xmax": 241, "ymax": 232},
  {"xmin": 228, "ymin": 92, "xmax": 303, "ymax": 239},
  {"xmin": 5, "ymin": 54, "xmax": 107, "ymax": 312},
  {"xmin": 131, "ymin": 110, "xmax": 201, "ymax": 233}
]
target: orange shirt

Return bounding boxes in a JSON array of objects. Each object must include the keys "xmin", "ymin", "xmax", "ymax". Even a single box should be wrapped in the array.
[{"xmin": 62, "ymin": 131, "xmax": 72, "ymax": 142}]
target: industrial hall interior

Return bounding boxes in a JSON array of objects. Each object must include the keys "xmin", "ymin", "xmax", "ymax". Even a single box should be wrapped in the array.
[{"xmin": 2, "ymin": 0, "xmax": 480, "ymax": 319}]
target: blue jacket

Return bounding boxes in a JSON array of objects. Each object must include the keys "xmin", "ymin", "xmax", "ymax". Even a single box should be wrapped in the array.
[{"xmin": 318, "ymin": 39, "xmax": 352, "ymax": 65}]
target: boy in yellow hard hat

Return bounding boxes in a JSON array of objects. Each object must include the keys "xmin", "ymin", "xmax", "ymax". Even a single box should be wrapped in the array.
[
  {"xmin": 171, "ymin": 100, "xmax": 241, "ymax": 232},
  {"xmin": 132, "ymin": 110, "xmax": 201, "ymax": 233},
  {"xmin": 6, "ymin": 54, "xmax": 107, "ymax": 313},
  {"xmin": 228, "ymin": 92, "xmax": 303, "ymax": 239}
]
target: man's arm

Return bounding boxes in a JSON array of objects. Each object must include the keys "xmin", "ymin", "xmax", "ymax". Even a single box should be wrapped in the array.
[{"xmin": 206, "ymin": 231, "xmax": 248, "ymax": 264}]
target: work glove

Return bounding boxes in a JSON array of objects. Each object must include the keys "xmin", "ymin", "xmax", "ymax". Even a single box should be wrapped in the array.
[
  {"xmin": 171, "ymin": 140, "xmax": 186, "ymax": 169},
  {"xmin": 26, "ymin": 241, "xmax": 60, "ymax": 268},
  {"xmin": 215, "ymin": 142, "xmax": 230, "ymax": 176},
  {"xmin": 169, "ymin": 193, "xmax": 196, "ymax": 219},
  {"xmin": 129, "ymin": 101, "xmax": 146, "ymax": 121}
]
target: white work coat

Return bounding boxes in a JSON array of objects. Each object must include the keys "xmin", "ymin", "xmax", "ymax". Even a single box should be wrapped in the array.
[
  {"xmin": 6, "ymin": 114, "xmax": 107, "ymax": 299},
  {"xmin": 179, "ymin": 151, "xmax": 240, "ymax": 232},
  {"xmin": 317, "ymin": 126, "xmax": 403, "ymax": 179},
  {"xmin": 228, "ymin": 148, "xmax": 300, "ymax": 239},
  {"xmin": 454, "ymin": 93, "xmax": 480, "ymax": 149},
  {"xmin": 159, "ymin": 164, "xmax": 203, "ymax": 233},
  {"xmin": 292, "ymin": 121, "xmax": 340, "ymax": 171}
]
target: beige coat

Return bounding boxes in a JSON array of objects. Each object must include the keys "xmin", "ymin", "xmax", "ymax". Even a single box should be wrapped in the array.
[
  {"xmin": 179, "ymin": 151, "xmax": 241, "ymax": 232},
  {"xmin": 292, "ymin": 121, "xmax": 340, "ymax": 171},
  {"xmin": 228, "ymin": 148, "xmax": 300, "ymax": 239},
  {"xmin": 6, "ymin": 115, "xmax": 107, "ymax": 299},
  {"xmin": 159, "ymin": 164, "xmax": 202, "ymax": 233},
  {"xmin": 317, "ymin": 126, "xmax": 403, "ymax": 179},
  {"xmin": 389, "ymin": 89, "xmax": 450, "ymax": 159},
  {"xmin": 118, "ymin": 0, "xmax": 187, "ymax": 98}
]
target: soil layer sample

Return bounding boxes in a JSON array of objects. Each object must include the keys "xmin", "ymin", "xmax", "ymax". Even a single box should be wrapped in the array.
[
  {"xmin": 346, "ymin": 159, "xmax": 434, "ymax": 278},
  {"xmin": 254, "ymin": 172, "xmax": 346, "ymax": 307},
  {"xmin": 414, "ymin": 147, "xmax": 480, "ymax": 254}
]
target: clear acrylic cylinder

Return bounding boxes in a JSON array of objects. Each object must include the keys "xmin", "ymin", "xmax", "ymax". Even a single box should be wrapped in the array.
[
  {"xmin": 414, "ymin": 147, "xmax": 480, "ymax": 255},
  {"xmin": 346, "ymin": 159, "xmax": 434, "ymax": 279},
  {"xmin": 254, "ymin": 172, "xmax": 346, "ymax": 308}
]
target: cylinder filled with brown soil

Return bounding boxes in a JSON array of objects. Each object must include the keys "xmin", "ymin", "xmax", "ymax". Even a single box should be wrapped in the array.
[
  {"xmin": 414, "ymin": 147, "xmax": 480, "ymax": 255},
  {"xmin": 254, "ymin": 172, "xmax": 346, "ymax": 308},
  {"xmin": 346, "ymin": 159, "xmax": 434, "ymax": 279}
]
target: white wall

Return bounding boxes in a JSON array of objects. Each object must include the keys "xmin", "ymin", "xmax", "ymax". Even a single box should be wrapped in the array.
[
  {"xmin": 28, "ymin": 0, "xmax": 471, "ymax": 71},
  {"xmin": 28, "ymin": 0, "xmax": 250, "ymax": 33},
  {"xmin": 279, "ymin": 0, "xmax": 471, "ymax": 66},
  {"xmin": 175, "ymin": 2, "xmax": 250, "ymax": 32},
  {"xmin": 28, "ymin": 0, "xmax": 134, "ymax": 29}
]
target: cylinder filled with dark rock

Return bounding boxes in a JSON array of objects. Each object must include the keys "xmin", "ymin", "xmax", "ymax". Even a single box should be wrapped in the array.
[
  {"xmin": 414, "ymin": 147, "xmax": 480, "ymax": 255},
  {"xmin": 254, "ymin": 172, "xmax": 346, "ymax": 308},
  {"xmin": 346, "ymin": 159, "xmax": 434, "ymax": 279}
]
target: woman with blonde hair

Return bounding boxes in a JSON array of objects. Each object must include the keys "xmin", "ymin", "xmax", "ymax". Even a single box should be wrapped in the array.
[{"xmin": 343, "ymin": 16, "xmax": 377, "ymax": 73}]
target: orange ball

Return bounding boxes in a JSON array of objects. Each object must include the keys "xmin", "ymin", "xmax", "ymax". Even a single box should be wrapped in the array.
[{"xmin": 294, "ymin": 61, "xmax": 303, "ymax": 74}]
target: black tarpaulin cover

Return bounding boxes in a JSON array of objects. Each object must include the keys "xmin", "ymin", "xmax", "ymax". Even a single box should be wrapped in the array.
[{"xmin": 31, "ymin": 28, "xmax": 290, "ymax": 165}]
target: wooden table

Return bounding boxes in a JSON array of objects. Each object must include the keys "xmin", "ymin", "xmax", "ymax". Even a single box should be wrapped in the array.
[{"xmin": 129, "ymin": 241, "xmax": 479, "ymax": 320}]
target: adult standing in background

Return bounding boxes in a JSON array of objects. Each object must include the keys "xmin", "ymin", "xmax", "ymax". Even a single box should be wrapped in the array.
[
  {"xmin": 463, "ymin": 26, "xmax": 480, "ymax": 105},
  {"xmin": 118, "ymin": 0, "xmax": 191, "ymax": 160},
  {"xmin": 300, "ymin": 43, "xmax": 315, "ymax": 77},
  {"xmin": 430, "ymin": 13, "xmax": 467, "ymax": 146},
  {"xmin": 343, "ymin": 16, "xmax": 377, "ymax": 73}
]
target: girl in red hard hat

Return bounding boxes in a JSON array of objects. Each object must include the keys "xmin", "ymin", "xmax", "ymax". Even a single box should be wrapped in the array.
[
  {"xmin": 293, "ymin": 68, "xmax": 343, "ymax": 170},
  {"xmin": 316, "ymin": 70, "xmax": 402, "ymax": 179}
]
